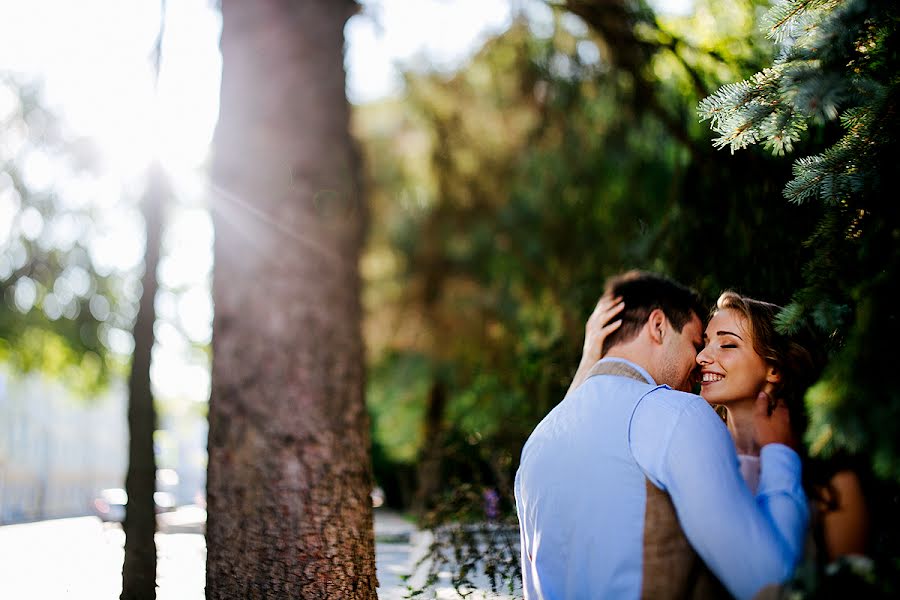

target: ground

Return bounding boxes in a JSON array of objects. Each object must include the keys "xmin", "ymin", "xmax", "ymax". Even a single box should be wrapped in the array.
[{"xmin": 0, "ymin": 508, "xmax": 517, "ymax": 599}]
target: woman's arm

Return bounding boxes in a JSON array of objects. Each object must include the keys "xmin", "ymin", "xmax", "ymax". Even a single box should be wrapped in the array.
[{"xmin": 565, "ymin": 295, "xmax": 623, "ymax": 396}]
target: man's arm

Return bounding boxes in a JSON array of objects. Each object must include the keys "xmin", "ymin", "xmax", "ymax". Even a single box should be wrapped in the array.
[{"xmin": 630, "ymin": 390, "xmax": 808, "ymax": 600}]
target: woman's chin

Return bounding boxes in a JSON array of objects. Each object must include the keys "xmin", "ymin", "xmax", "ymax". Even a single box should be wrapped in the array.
[{"xmin": 700, "ymin": 389, "xmax": 728, "ymax": 405}]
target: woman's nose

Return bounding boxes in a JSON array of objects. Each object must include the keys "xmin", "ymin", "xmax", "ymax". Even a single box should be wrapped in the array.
[{"xmin": 696, "ymin": 348, "xmax": 711, "ymax": 365}]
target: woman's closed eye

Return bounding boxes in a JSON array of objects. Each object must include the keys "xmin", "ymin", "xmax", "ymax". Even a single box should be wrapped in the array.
[{"xmin": 721, "ymin": 344, "xmax": 737, "ymax": 349}]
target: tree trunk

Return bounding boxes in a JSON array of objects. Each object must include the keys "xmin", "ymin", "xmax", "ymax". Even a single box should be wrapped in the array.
[
  {"xmin": 121, "ymin": 162, "xmax": 167, "ymax": 600},
  {"xmin": 206, "ymin": 1, "xmax": 377, "ymax": 598},
  {"xmin": 412, "ymin": 379, "xmax": 447, "ymax": 516}
]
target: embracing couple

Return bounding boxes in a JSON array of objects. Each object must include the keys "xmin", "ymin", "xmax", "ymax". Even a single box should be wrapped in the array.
[{"xmin": 514, "ymin": 271, "xmax": 865, "ymax": 599}]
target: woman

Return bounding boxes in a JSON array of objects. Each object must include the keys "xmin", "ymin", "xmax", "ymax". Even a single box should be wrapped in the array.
[{"xmin": 572, "ymin": 292, "xmax": 869, "ymax": 564}]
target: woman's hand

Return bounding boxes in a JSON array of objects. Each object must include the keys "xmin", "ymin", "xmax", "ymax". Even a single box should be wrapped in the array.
[
  {"xmin": 582, "ymin": 295, "xmax": 625, "ymax": 365},
  {"xmin": 753, "ymin": 391, "xmax": 797, "ymax": 449},
  {"xmin": 567, "ymin": 295, "xmax": 624, "ymax": 396}
]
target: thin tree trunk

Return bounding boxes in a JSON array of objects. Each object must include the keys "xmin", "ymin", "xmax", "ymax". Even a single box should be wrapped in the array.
[
  {"xmin": 206, "ymin": 1, "xmax": 377, "ymax": 598},
  {"xmin": 121, "ymin": 161, "xmax": 167, "ymax": 600},
  {"xmin": 412, "ymin": 379, "xmax": 447, "ymax": 516}
]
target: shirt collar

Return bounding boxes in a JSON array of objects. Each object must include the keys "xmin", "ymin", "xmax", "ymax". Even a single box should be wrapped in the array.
[{"xmin": 596, "ymin": 357, "xmax": 656, "ymax": 385}]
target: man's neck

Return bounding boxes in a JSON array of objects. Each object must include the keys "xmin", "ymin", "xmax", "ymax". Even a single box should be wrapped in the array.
[{"xmin": 604, "ymin": 348, "xmax": 658, "ymax": 385}]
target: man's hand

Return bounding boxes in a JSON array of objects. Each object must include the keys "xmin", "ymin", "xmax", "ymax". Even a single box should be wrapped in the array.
[{"xmin": 753, "ymin": 391, "xmax": 796, "ymax": 449}]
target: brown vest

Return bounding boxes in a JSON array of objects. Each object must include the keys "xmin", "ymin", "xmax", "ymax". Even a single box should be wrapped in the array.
[{"xmin": 585, "ymin": 361, "xmax": 733, "ymax": 600}]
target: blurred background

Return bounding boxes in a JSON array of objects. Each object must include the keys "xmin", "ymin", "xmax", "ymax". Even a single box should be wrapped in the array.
[{"xmin": 1, "ymin": 0, "xmax": 897, "ymax": 597}]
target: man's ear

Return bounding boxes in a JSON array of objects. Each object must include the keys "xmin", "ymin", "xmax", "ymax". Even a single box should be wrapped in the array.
[
  {"xmin": 647, "ymin": 308, "xmax": 667, "ymax": 345},
  {"xmin": 766, "ymin": 365, "xmax": 781, "ymax": 384}
]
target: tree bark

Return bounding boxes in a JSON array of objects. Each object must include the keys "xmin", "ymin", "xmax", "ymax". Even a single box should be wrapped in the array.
[
  {"xmin": 206, "ymin": 1, "xmax": 377, "ymax": 598},
  {"xmin": 121, "ymin": 162, "xmax": 167, "ymax": 600}
]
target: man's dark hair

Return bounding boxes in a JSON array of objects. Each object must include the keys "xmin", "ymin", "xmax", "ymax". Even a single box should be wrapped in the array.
[{"xmin": 600, "ymin": 271, "xmax": 706, "ymax": 356}]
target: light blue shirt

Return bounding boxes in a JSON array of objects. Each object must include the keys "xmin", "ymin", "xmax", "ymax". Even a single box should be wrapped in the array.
[{"xmin": 515, "ymin": 358, "xmax": 808, "ymax": 600}]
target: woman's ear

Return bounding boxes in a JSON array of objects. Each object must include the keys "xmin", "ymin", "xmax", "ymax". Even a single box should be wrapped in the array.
[{"xmin": 765, "ymin": 365, "xmax": 781, "ymax": 384}]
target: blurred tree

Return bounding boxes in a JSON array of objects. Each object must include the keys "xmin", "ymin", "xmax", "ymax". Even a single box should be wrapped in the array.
[
  {"xmin": 120, "ymin": 162, "xmax": 167, "ymax": 600},
  {"xmin": 358, "ymin": 22, "xmax": 552, "ymax": 515},
  {"xmin": 359, "ymin": 0, "xmax": 819, "ymax": 516},
  {"xmin": 563, "ymin": 0, "xmax": 823, "ymax": 302},
  {"xmin": 120, "ymin": 5, "xmax": 168, "ymax": 597},
  {"xmin": 206, "ymin": 1, "xmax": 377, "ymax": 598},
  {"xmin": 356, "ymin": 1, "xmax": 839, "ymax": 594},
  {"xmin": 0, "ymin": 76, "xmax": 126, "ymax": 393}
]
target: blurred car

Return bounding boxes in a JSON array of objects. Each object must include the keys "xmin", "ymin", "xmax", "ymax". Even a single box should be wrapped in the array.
[{"xmin": 92, "ymin": 488, "xmax": 177, "ymax": 523}]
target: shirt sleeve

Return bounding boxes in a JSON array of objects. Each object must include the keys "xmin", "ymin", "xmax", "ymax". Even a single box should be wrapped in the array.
[{"xmin": 629, "ymin": 389, "xmax": 809, "ymax": 600}]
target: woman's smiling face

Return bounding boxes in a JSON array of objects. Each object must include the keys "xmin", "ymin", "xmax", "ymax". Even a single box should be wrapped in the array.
[{"xmin": 696, "ymin": 308, "xmax": 776, "ymax": 405}]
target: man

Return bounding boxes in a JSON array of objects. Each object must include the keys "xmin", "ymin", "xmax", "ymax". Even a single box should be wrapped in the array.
[{"xmin": 515, "ymin": 271, "xmax": 807, "ymax": 600}]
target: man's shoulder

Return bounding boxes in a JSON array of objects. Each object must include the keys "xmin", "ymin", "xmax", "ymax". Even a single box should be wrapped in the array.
[
  {"xmin": 574, "ymin": 373, "xmax": 708, "ymax": 421},
  {"xmin": 630, "ymin": 388, "xmax": 732, "ymax": 478},
  {"xmin": 636, "ymin": 387, "xmax": 713, "ymax": 421},
  {"xmin": 579, "ymin": 373, "xmax": 655, "ymax": 395}
]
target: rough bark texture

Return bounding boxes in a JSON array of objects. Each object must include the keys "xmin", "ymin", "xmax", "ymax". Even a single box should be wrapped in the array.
[
  {"xmin": 121, "ymin": 163, "xmax": 167, "ymax": 600},
  {"xmin": 206, "ymin": 1, "xmax": 377, "ymax": 598}
]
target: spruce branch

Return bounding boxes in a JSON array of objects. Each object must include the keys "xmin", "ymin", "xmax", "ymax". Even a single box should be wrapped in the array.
[
  {"xmin": 763, "ymin": 0, "xmax": 838, "ymax": 43},
  {"xmin": 760, "ymin": 108, "xmax": 808, "ymax": 155},
  {"xmin": 785, "ymin": 155, "xmax": 827, "ymax": 203}
]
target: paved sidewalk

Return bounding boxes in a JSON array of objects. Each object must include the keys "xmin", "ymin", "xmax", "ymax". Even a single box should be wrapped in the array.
[{"xmin": 0, "ymin": 509, "xmax": 517, "ymax": 599}]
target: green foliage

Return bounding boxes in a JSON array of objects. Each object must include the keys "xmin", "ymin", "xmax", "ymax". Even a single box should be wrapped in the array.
[
  {"xmin": 361, "ymin": 14, "xmax": 695, "ymax": 490},
  {"xmin": 359, "ymin": 0, "xmax": 900, "ymax": 592},
  {"xmin": 358, "ymin": 0, "xmax": 802, "ymax": 551},
  {"xmin": 699, "ymin": 0, "xmax": 900, "ymax": 485},
  {"xmin": 0, "ymin": 76, "xmax": 129, "ymax": 395},
  {"xmin": 367, "ymin": 351, "xmax": 431, "ymax": 464},
  {"xmin": 699, "ymin": 0, "xmax": 900, "ymax": 587},
  {"xmin": 0, "ymin": 328, "xmax": 108, "ymax": 397},
  {"xmin": 699, "ymin": 0, "xmax": 894, "ymax": 161}
]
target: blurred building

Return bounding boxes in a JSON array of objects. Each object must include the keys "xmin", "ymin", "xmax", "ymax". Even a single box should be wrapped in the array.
[
  {"xmin": 157, "ymin": 409, "xmax": 208, "ymax": 507},
  {"xmin": 0, "ymin": 370, "xmax": 128, "ymax": 524}
]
